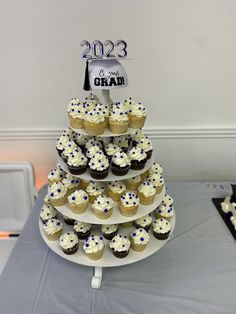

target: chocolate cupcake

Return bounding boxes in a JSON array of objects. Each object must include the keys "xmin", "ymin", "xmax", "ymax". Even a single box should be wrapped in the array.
[
  {"xmin": 109, "ymin": 234, "xmax": 130, "ymax": 258},
  {"xmin": 73, "ymin": 221, "xmax": 92, "ymax": 239},
  {"xmin": 134, "ymin": 214, "xmax": 153, "ymax": 231},
  {"xmin": 136, "ymin": 136, "xmax": 153, "ymax": 160},
  {"xmin": 128, "ymin": 147, "xmax": 147, "ymax": 170},
  {"xmin": 152, "ymin": 218, "xmax": 171, "ymax": 240},
  {"xmin": 61, "ymin": 140, "xmax": 78, "ymax": 163},
  {"xmin": 131, "ymin": 129, "xmax": 146, "ymax": 147},
  {"xmin": 111, "ymin": 151, "xmax": 131, "ymax": 176},
  {"xmin": 105, "ymin": 143, "xmax": 121, "ymax": 162},
  {"xmin": 59, "ymin": 231, "xmax": 79, "ymax": 255},
  {"xmin": 101, "ymin": 224, "xmax": 119, "ymax": 240},
  {"xmin": 88, "ymin": 151, "xmax": 109, "ymax": 179},
  {"xmin": 67, "ymin": 150, "xmax": 88, "ymax": 175},
  {"xmin": 63, "ymin": 215, "xmax": 75, "ymax": 225}
]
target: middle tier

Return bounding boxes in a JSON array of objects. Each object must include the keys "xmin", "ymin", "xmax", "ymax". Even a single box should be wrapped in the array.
[{"xmin": 55, "ymin": 185, "xmax": 165, "ymax": 224}]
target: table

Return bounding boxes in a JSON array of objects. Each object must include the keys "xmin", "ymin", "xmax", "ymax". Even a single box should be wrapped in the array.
[{"xmin": 0, "ymin": 182, "xmax": 235, "ymax": 314}]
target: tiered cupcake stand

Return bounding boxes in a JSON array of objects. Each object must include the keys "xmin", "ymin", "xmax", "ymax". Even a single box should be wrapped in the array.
[{"xmin": 39, "ymin": 66, "xmax": 176, "ymax": 289}]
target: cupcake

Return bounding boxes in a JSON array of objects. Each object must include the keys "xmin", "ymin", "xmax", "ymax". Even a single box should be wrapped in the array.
[
  {"xmin": 109, "ymin": 234, "xmax": 130, "ymax": 258},
  {"xmin": 96, "ymin": 103, "xmax": 109, "ymax": 127},
  {"xmin": 59, "ymin": 231, "xmax": 79, "ymax": 255},
  {"xmin": 105, "ymin": 143, "xmax": 121, "ymax": 162},
  {"xmin": 128, "ymin": 147, "xmax": 147, "ymax": 170},
  {"xmin": 56, "ymin": 138, "xmax": 66, "ymax": 157},
  {"xmin": 44, "ymin": 192, "xmax": 51, "ymax": 205},
  {"xmin": 148, "ymin": 163, "xmax": 163, "ymax": 175},
  {"xmin": 124, "ymin": 97, "xmax": 135, "ymax": 112},
  {"xmin": 47, "ymin": 167, "xmax": 64, "ymax": 185},
  {"xmin": 134, "ymin": 214, "xmax": 153, "ymax": 231},
  {"xmin": 86, "ymin": 181, "xmax": 105, "ymax": 203},
  {"xmin": 88, "ymin": 152, "xmax": 109, "ymax": 179},
  {"xmin": 62, "ymin": 174, "xmax": 80, "ymax": 195},
  {"xmin": 109, "ymin": 105, "xmax": 129, "ymax": 134},
  {"xmin": 75, "ymin": 133, "xmax": 90, "ymax": 152},
  {"xmin": 132, "ymin": 129, "xmax": 146, "ymax": 146},
  {"xmin": 83, "ymin": 110, "xmax": 106, "ymax": 135},
  {"xmin": 147, "ymin": 173, "xmax": 164, "ymax": 194},
  {"xmin": 61, "ymin": 140, "xmax": 78, "ymax": 162},
  {"xmin": 163, "ymin": 194, "xmax": 174, "ymax": 206},
  {"xmin": 136, "ymin": 137, "xmax": 153, "ymax": 160},
  {"xmin": 86, "ymin": 145, "xmax": 102, "ymax": 161},
  {"xmin": 156, "ymin": 203, "xmax": 174, "ymax": 221},
  {"xmin": 111, "ymin": 151, "xmax": 131, "ymax": 176},
  {"xmin": 113, "ymin": 135, "xmax": 129, "ymax": 153},
  {"xmin": 63, "ymin": 127, "xmax": 77, "ymax": 140},
  {"xmin": 130, "ymin": 228, "xmax": 150, "ymax": 251},
  {"xmin": 85, "ymin": 137, "xmax": 103, "ymax": 151},
  {"xmin": 40, "ymin": 204, "xmax": 57, "ymax": 224},
  {"xmin": 49, "ymin": 182, "xmax": 67, "ymax": 206},
  {"xmin": 68, "ymin": 190, "xmax": 89, "ymax": 214},
  {"xmin": 80, "ymin": 179, "xmax": 91, "ymax": 190},
  {"xmin": 43, "ymin": 218, "xmax": 63, "ymax": 240},
  {"xmin": 67, "ymin": 100, "xmax": 85, "ymax": 129},
  {"xmin": 119, "ymin": 192, "xmax": 140, "ymax": 216},
  {"xmin": 152, "ymin": 218, "xmax": 171, "ymax": 240},
  {"xmin": 74, "ymin": 221, "xmax": 92, "ymax": 239},
  {"xmin": 138, "ymin": 181, "xmax": 156, "ymax": 205},
  {"xmin": 101, "ymin": 224, "xmax": 119, "ymax": 240},
  {"xmin": 83, "ymin": 235, "xmax": 105, "ymax": 260},
  {"xmin": 124, "ymin": 175, "xmax": 142, "ymax": 191},
  {"xmin": 107, "ymin": 181, "xmax": 126, "ymax": 201},
  {"xmin": 128, "ymin": 102, "xmax": 146, "ymax": 129},
  {"xmin": 92, "ymin": 195, "xmax": 114, "ymax": 219},
  {"xmin": 63, "ymin": 215, "xmax": 75, "ymax": 225},
  {"xmin": 67, "ymin": 150, "xmax": 88, "ymax": 175}
]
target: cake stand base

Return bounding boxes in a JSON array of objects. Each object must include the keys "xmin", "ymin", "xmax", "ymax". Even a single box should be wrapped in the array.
[{"xmin": 91, "ymin": 266, "xmax": 102, "ymax": 289}]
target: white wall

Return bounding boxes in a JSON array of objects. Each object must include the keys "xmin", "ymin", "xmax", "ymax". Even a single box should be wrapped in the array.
[{"xmin": 1, "ymin": 0, "xmax": 236, "ymax": 188}]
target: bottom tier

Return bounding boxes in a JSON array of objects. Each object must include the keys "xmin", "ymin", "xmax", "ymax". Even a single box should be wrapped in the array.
[{"xmin": 39, "ymin": 213, "xmax": 175, "ymax": 268}]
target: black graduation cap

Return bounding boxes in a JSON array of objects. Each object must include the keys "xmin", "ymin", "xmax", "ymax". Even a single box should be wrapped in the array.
[
  {"xmin": 83, "ymin": 59, "xmax": 91, "ymax": 91},
  {"xmin": 231, "ymin": 184, "xmax": 236, "ymax": 203}
]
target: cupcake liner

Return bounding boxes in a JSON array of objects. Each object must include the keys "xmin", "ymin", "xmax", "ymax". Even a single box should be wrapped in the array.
[
  {"xmin": 138, "ymin": 192, "xmax": 155, "ymax": 205},
  {"xmin": 67, "ymin": 164, "xmax": 87, "ymax": 175},
  {"xmin": 62, "ymin": 243, "xmax": 79, "ymax": 255},
  {"xmin": 50, "ymin": 195, "xmax": 67, "ymax": 206},
  {"xmin": 89, "ymin": 167, "xmax": 109, "ymax": 179},
  {"xmin": 119, "ymin": 203, "xmax": 138, "ymax": 216},
  {"xmin": 112, "ymin": 249, "xmax": 129, "ymax": 258},
  {"xmin": 130, "ymin": 238, "xmax": 147, "ymax": 252},
  {"xmin": 94, "ymin": 209, "xmax": 112, "ymax": 219},
  {"xmin": 74, "ymin": 229, "xmax": 91, "ymax": 240},
  {"xmin": 152, "ymin": 229, "xmax": 170, "ymax": 240},
  {"xmin": 128, "ymin": 115, "xmax": 146, "ymax": 129},
  {"xmin": 109, "ymin": 120, "xmax": 129, "ymax": 134},
  {"xmin": 68, "ymin": 114, "xmax": 84, "ymax": 129},
  {"xmin": 111, "ymin": 163, "xmax": 130, "ymax": 176},
  {"xmin": 83, "ymin": 120, "xmax": 106, "ymax": 135},
  {"xmin": 68, "ymin": 201, "xmax": 88, "ymax": 214},
  {"xmin": 84, "ymin": 248, "xmax": 104, "ymax": 260},
  {"xmin": 107, "ymin": 188, "xmax": 123, "ymax": 202},
  {"xmin": 45, "ymin": 229, "xmax": 63, "ymax": 241}
]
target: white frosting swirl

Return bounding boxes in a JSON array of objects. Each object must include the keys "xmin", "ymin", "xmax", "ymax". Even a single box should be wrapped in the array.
[
  {"xmin": 74, "ymin": 221, "xmax": 91, "ymax": 233},
  {"xmin": 105, "ymin": 144, "xmax": 121, "ymax": 156},
  {"xmin": 132, "ymin": 129, "xmax": 145, "ymax": 142},
  {"xmin": 59, "ymin": 232, "xmax": 78, "ymax": 249},
  {"xmin": 68, "ymin": 102, "xmax": 85, "ymax": 119},
  {"xmin": 128, "ymin": 147, "xmax": 147, "ymax": 161},
  {"xmin": 89, "ymin": 152, "xmax": 109, "ymax": 171},
  {"xmin": 92, "ymin": 195, "xmax": 113, "ymax": 212},
  {"xmin": 163, "ymin": 194, "xmax": 173, "ymax": 206},
  {"xmin": 137, "ymin": 137, "xmax": 153, "ymax": 152},
  {"xmin": 113, "ymin": 136, "xmax": 129, "ymax": 149},
  {"xmin": 120, "ymin": 192, "xmax": 140, "ymax": 207},
  {"xmin": 112, "ymin": 151, "xmax": 130, "ymax": 167},
  {"xmin": 138, "ymin": 181, "xmax": 156, "ymax": 197},
  {"xmin": 40, "ymin": 204, "xmax": 57, "ymax": 221},
  {"xmin": 62, "ymin": 140, "xmax": 78, "ymax": 158},
  {"xmin": 62, "ymin": 174, "xmax": 80, "ymax": 189},
  {"xmin": 86, "ymin": 145, "xmax": 102, "ymax": 158},
  {"xmin": 108, "ymin": 181, "xmax": 126, "ymax": 194},
  {"xmin": 109, "ymin": 106, "xmax": 128, "ymax": 122},
  {"xmin": 124, "ymin": 97, "xmax": 135, "ymax": 111},
  {"xmin": 86, "ymin": 181, "xmax": 104, "ymax": 196},
  {"xmin": 48, "ymin": 167, "xmax": 64, "ymax": 181},
  {"xmin": 84, "ymin": 110, "xmax": 105, "ymax": 123},
  {"xmin": 83, "ymin": 235, "xmax": 104, "ymax": 253},
  {"xmin": 135, "ymin": 214, "xmax": 152, "ymax": 227},
  {"xmin": 67, "ymin": 151, "xmax": 87, "ymax": 167},
  {"xmin": 147, "ymin": 173, "xmax": 164, "ymax": 186},
  {"xmin": 149, "ymin": 163, "xmax": 163, "ymax": 175},
  {"xmin": 49, "ymin": 182, "xmax": 67, "ymax": 199},
  {"xmin": 153, "ymin": 218, "xmax": 171, "ymax": 234},
  {"xmin": 96, "ymin": 103, "xmax": 109, "ymax": 117},
  {"xmin": 76, "ymin": 134, "xmax": 90, "ymax": 146},
  {"xmin": 101, "ymin": 224, "xmax": 118, "ymax": 234},
  {"xmin": 44, "ymin": 193, "xmax": 51, "ymax": 204},
  {"xmin": 109, "ymin": 234, "xmax": 130, "ymax": 251},
  {"xmin": 63, "ymin": 128, "xmax": 77, "ymax": 140},
  {"xmin": 157, "ymin": 203, "xmax": 174, "ymax": 218},
  {"xmin": 68, "ymin": 190, "xmax": 89, "ymax": 205},
  {"xmin": 130, "ymin": 103, "xmax": 146, "ymax": 117},
  {"xmin": 85, "ymin": 138, "xmax": 103, "ymax": 150},
  {"xmin": 43, "ymin": 218, "xmax": 63, "ymax": 235},
  {"xmin": 131, "ymin": 228, "xmax": 149, "ymax": 244}
]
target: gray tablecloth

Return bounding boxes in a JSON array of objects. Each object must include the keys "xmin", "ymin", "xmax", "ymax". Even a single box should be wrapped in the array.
[{"xmin": 0, "ymin": 182, "xmax": 235, "ymax": 314}]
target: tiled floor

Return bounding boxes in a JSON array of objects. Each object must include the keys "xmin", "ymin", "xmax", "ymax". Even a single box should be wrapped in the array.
[{"xmin": 0, "ymin": 239, "xmax": 17, "ymax": 274}]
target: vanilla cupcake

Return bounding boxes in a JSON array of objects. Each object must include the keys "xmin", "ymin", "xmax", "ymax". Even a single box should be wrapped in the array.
[
  {"xmin": 67, "ymin": 150, "xmax": 88, "ymax": 175},
  {"xmin": 86, "ymin": 181, "xmax": 105, "ymax": 203},
  {"xmin": 74, "ymin": 221, "xmax": 92, "ymax": 239},
  {"xmin": 83, "ymin": 110, "xmax": 106, "ymax": 135},
  {"xmin": 136, "ymin": 137, "xmax": 153, "ymax": 160},
  {"xmin": 107, "ymin": 181, "xmax": 126, "ymax": 201},
  {"xmin": 67, "ymin": 100, "xmax": 85, "ymax": 129},
  {"xmin": 128, "ymin": 147, "xmax": 147, "ymax": 170},
  {"xmin": 109, "ymin": 105, "xmax": 129, "ymax": 134},
  {"xmin": 124, "ymin": 175, "xmax": 142, "ymax": 191},
  {"xmin": 109, "ymin": 234, "xmax": 130, "ymax": 258},
  {"xmin": 43, "ymin": 218, "xmax": 63, "ymax": 240},
  {"xmin": 163, "ymin": 194, "xmax": 174, "ymax": 206},
  {"xmin": 89, "ymin": 152, "xmax": 109, "ymax": 179},
  {"xmin": 111, "ymin": 151, "xmax": 131, "ymax": 176},
  {"xmin": 134, "ymin": 214, "xmax": 153, "ymax": 231},
  {"xmin": 68, "ymin": 190, "xmax": 89, "ymax": 214},
  {"xmin": 138, "ymin": 181, "xmax": 156, "ymax": 205},
  {"xmin": 152, "ymin": 218, "xmax": 171, "ymax": 240},
  {"xmin": 62, "ymin": 174, "xmax": 80, "ymax": 195},
  {"xmin": 156, "ymin": 203, "xmax": 174, "ymax": 221},
  {"xmin": 83, "ymin": 235, "xmax": 105, "ymax": 260},
  {"xmin": 119, "ymin": 192, "xmax": 140, "ymax": 216},
  {"xmin": 147, "ymin": 173, "xmax": 164, "ymax": 194},
  {"xmin": 47, "ymin": 167, "xmax": 64, "ymax": 185},
  {"xmin": 40, "ymin": 204, "xmax": 57, "ymax": 224},
  {"xmin": 49, "ymin": 182, "xmax": 67, "ymax": 206},
  {"xmin": 148, "ymin": 163, "xmax": 163, "ymax": 175},
  {"xmin": 130, "ymin": 228, "xmax": 150, "ymax": 251},
  {"xmin": 101, "ymin": 224, "xmax": 119, "ymax": 240},
  {"xmin": 59, "ymin": 231, "xmax": 79, "ymax": 255},
  {"xmin": 128, "ymin": 102, "xmax": 147, "ymax": 128},
  {"xmin": 92, "ymin": 195, "xmax": 113, "ymax": 219},
  {"xmin": 105, "ymin": 143, "xmax": 121, "ymax": 161},
  {"xmin": 80, "ymin": 179, "xmax": 91, "ymax": 190}
]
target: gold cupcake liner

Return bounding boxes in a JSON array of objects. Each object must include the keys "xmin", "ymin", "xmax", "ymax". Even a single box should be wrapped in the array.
[
  {"xmin": 130, "ymin": 238, "xmax": 147, "ymax": 251},
  {"xmin": 108, "ymin": 120, "xmax": 129, "ymax": 134},
  {"xmin": 83, "ymin": 120, "xmax": 106, "ymax": 135},
  {"xmin": 84, "ymin": 248, "xmax": 104, "ymax": 260},
  {"xmin": 128, "ymin": 115, "xmax": 146, "ymax": 129}
]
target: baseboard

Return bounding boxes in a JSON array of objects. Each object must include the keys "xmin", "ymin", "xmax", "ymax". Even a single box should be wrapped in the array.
[{"xmin": 1, "ymin": 127, "xmax": 236, "ymax": 140}]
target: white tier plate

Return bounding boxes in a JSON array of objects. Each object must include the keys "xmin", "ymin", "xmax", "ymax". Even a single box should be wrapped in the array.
[
  {"xmin": 71, "ymin": 126, "xmax": 137, "ymax": 138},
  {"xmin": 58, "ymin": 154, "xmax": 154, "ymax": 182},
  {"xmin": 55, "ymin": 186, "xmax": 165, "ymax": 224},
  {"xmin": 39, "ymin": 213, "xmax": 175, "ymax": 267}
]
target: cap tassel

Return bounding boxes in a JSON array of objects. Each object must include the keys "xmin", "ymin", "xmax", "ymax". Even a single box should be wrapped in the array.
[{"xmin": 83, "ymin": 59, "xmax": 91, "ymax": 91}]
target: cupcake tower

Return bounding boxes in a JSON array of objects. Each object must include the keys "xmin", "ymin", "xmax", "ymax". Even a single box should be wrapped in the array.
[{"xmin": 39, "ymin": 59, "xmax": 176, "ymax": 287}]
